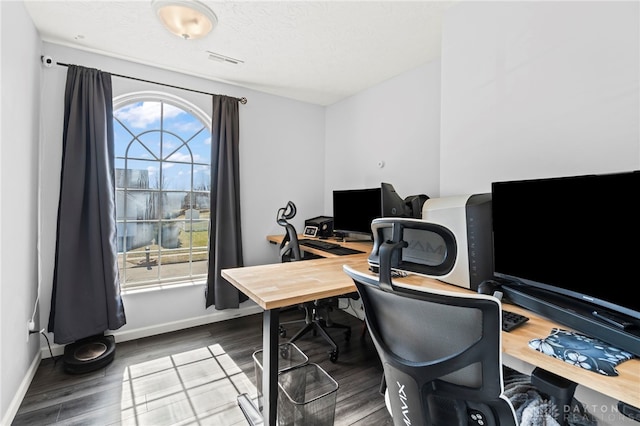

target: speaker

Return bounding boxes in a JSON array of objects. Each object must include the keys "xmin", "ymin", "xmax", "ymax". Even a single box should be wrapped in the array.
[{"xmin": 305, "ymin": 216, "xmax": 333, "ymax": 238}]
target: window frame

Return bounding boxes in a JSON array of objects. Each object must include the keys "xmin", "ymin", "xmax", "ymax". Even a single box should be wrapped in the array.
[{"xmin": 113, "ymin": 91, "xmax": 212, "ymax": 290}]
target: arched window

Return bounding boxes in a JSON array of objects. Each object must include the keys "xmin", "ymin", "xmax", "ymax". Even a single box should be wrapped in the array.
[{"xmin": 113, "ymin": 92, "xmax": 211, "ymax": 289}]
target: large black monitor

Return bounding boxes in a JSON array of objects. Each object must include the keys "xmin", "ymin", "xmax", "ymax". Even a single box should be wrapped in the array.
[
  {"xmin": 492, "ymin": 170, "xmax": 640, "ymax": 354},
  {"xmin": 332, "ymin": 187, "xmax": 382, "ymax": 237}
]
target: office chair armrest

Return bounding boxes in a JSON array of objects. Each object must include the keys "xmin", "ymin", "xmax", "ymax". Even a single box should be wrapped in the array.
[{"xmin": 379, "ymin": 240, "xmax": 408, "ymax": 290}]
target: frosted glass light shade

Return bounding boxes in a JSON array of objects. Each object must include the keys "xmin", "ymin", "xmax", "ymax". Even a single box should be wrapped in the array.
[{"xmin": 152, "ymin": 0, "xmax": 217, "ymax": 40}]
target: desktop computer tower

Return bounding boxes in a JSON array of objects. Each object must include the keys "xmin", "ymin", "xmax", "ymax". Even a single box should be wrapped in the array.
[{"xmin": 421, "ymin": 194, "xmax": 493, "ymax": 291}]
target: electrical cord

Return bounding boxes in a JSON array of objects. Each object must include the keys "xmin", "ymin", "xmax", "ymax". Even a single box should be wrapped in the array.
[{"xmin": 40, "ymin": 330, "xmax": 60, "ymax": 365}]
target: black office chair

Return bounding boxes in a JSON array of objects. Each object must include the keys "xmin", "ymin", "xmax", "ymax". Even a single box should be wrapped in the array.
[
  {"xmin": 345, "ymin": 260, "xmax": 517, "ymax": 425},
  {"xmin": 274, "ymin": 202, "xmax": 308, "ymax": 338},
  {"xmin": 343, "ymin": 238, "xmax": 594, "ymax": 426},
  {"xmin": 275, "ymin": 201, "xmax": 353, "ymax": 363}
]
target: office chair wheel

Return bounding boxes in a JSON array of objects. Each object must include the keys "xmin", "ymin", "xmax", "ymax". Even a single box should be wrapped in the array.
[
  {"xmin": 279, "ymin": 326, "xmax": 287, "ymax": 338},
  {"xmin": 329, "ymin": 350, "xmax": 339, "ymax": 363},
  {"xmin": 279, "ymin": 345, "xmax": 291, "ymax": 359}
]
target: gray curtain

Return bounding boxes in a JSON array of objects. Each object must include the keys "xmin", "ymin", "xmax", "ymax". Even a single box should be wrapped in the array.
[
  {"xmin": 206, "ymin": 95, "xmax": 247, "ymax": 309},
  {"xmin": 48, "ymin": 65, "xmax": 126, "ymax": 344}
]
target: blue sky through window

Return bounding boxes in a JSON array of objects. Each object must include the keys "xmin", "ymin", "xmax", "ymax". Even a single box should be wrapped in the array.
[{"xmin": 114, "ymin": 101, "xmax": 211, "ymax": 192}]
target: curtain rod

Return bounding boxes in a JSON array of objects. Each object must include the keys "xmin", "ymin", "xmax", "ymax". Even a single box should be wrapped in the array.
[{"xmin": 55, "ymin": 61, "xmax": 248, "ymax": 104}]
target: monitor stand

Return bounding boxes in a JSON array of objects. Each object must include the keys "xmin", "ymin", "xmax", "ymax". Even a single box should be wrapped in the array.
[{"xmin": 334, "ymin": 233, "xmax": 373, "ymax": 243}]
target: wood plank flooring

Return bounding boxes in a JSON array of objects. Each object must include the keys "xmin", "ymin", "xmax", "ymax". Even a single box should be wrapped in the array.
[{"xmin": 12, "ymin": 309, "xmax": 392, "ymax": 426}]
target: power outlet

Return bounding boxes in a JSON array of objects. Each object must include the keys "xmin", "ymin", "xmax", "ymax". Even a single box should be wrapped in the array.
[{"xmin": 27, "ymin": 320, "xmax": 36, "ymax": 342}]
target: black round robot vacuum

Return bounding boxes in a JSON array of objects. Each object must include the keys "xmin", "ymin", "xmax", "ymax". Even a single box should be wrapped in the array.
[{"xmin": 62, "ymin": 334, "xmax": 116, "ymax": 374}]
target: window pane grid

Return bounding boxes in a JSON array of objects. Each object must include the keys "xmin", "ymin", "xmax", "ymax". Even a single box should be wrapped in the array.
[
  {"xmin": 123, "ymin": 130, "xmax": 163, "ymax": 161},
  {"xmin": 116, "ymin": 155, "xmax": 210, "ymax": 165},
  {"xmin": 114, "ymin": 97, "xmax": 211, "ymax": 289}
]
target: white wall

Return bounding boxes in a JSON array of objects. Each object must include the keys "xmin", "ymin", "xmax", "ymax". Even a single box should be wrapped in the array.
[
  {"xmin": 0, "ymin": 2, "xmax": 42, "ymax": 423},
  {"xmin": 440, "ymin": 1, "xmax": 640, "ymax": 196},
  {"xmin": 324, "ymin": 60, "xmax": 442, "ymax": 211}
]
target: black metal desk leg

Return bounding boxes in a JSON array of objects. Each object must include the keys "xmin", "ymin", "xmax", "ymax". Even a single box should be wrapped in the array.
[
  {"xmin": 237, "ymin": 308, "xmax": 279, "ymax": 426},
  {"xmin": 262, "ymin": 308, "xmax": 279, "ymax": 426}
]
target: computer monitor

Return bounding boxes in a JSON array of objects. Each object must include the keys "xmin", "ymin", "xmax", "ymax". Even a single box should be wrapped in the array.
[
  {"xmin": 332, "ymin": 187, "xmax": 382, "ymax": 237},
  {"xmin": 492, "ymin": 171, "xmax": 640, "ymax": 321},
  {"xmin": 492, "ymin": 170, "xmax": 640, "ymax": 355}
]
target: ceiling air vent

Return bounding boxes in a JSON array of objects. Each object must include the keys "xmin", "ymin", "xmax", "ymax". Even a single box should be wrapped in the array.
[{"xmin": 207, "ymin": 51, "xmax": 244, "ymax": 65}]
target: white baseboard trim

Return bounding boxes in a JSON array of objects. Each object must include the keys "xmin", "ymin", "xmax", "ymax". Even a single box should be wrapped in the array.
[
  {"xmin": 40, "ymin": 303, "xmax": 263, "ymax": 359},
  {"xmin": 3, "ymin": 351, "xmax": 41, "ymax": 426}
]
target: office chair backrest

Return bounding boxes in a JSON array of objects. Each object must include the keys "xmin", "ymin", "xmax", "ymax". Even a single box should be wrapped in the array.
[
  {"xmin": 277, "ymin": 201, "xmax": 302, "ymax": 262},
  {"xmin": 344, "ymin": 245, "xmax": 517, "ymax": 425}
]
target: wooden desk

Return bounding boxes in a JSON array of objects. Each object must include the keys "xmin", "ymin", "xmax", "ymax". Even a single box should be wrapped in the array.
[{"xmin": 222, "ymin": 237, "xmax": 640, "ymax": 425}]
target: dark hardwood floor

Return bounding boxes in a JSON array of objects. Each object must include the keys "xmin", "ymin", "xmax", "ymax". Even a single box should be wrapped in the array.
[{"xmin": 13, "ymin": 309, "xmax": 392, "ymax": 426}]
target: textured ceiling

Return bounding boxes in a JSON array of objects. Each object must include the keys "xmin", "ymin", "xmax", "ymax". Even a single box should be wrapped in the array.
[{"xmin": 24, "ymin": 1, "xmax": 457, "ymax": 105}]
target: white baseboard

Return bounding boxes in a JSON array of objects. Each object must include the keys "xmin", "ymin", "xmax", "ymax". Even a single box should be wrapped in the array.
[
  {"xmin": 2, "ymin": 351, "xmax": 41, "ymax": 426},
  {"xmin": 40, "ymin": 303, "xmax": 263, "ymax": 359}
]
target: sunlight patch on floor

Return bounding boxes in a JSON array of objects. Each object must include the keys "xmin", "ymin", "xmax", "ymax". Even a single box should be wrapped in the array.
[{"xmin": 120, "ymin": 344, "xmax": 257, "ymax": 425}]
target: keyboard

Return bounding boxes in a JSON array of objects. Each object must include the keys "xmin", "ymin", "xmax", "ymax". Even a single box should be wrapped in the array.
[
  {"xmin": 299, "ymin": 239, "xmax": 341, "ymax": 250},
  {"xmin": 502, "ymin": 309, "xmax": 529, "ymax": 332},
  {"xmin": 299, "ymin": 239, "xmax": 364, "ymax": 256},
  {"xmin": 328, "ymin": 247, "xmax": 364, "ymax": 256}
]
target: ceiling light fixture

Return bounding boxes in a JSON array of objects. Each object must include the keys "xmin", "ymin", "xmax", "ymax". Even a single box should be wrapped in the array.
[{"xmin": 151, "ymin": 0, "xmax": 217, "ymax": 40}]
